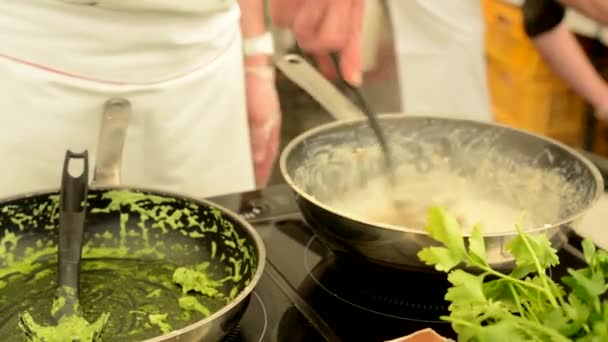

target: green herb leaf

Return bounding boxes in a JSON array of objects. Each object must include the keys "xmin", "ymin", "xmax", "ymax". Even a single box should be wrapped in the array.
[
  {"xmin": 445, "ymin": 269, "xmax": 487, "ymax": 304},
  {"xmin": 425, "ymin": 207, "xmax": 466, "ymax": 254},
  {"xmin": 417, "ymin": 206, "xmax": 608, "ymax": 342},
  {"xmin": 468, "ymin": 224, "xmax": 487, "ymax": 267},
  {"xmin": 562, "ymin": 269, "xmax": 606, "ymax": 312},
  {"xmin": 417, "ymin": 246, "xmax": 463, "ymax": 272},
  {"xmin": 508, "ymin": 264, "xmax": 536, "ymax": 280},
  {"xmin": 475, "ymin": 321, "xmax": 527, "ymax": 342},
  {"xmin": 552, "ymin": 293, "xmax": 591, "ymax": 336},
  {"xmin": 418, "ymin": 207, "xmax": 467, "ymax": 272},
  {"xmin": 506, "ymin": 231, "xmax": 559, "ymax": 270},
  {"xmin": 582, "ymin": 239, "xmax": 596, "ymax": 265}
]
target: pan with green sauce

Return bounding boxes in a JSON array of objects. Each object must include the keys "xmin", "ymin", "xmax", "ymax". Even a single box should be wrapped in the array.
[{"xmin": 0, "ymin": 189, "xmax": 262, "ymax": 341}]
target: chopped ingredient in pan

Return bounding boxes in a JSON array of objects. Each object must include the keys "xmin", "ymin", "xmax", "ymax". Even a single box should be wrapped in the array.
[
  {"xmin": 172, "ymin": 263, "xmax": 225, "ymax": 298},
  {"xmin": 146, "ymin": 289, "xmax": 162, "ymax": 299},
  {"xmin": 0, "ymin": 190, "xmax": 258, "ymax": 340},
  {"xmin": 178, "ymin": 296, "xmax": 212, "ymax": 317},
  {"xmin": 18, "ymin": 286, "xmax": 111, "ymax": 342},
  {"xmin": 18, "ymin": 311, "xmax": 110, "ymax": 342},
  {"xmin": 148, "ymin": 314, "xmax": 172, "ymax": 335}
]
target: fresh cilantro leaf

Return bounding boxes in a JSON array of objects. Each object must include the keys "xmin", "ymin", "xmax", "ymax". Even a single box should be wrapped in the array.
[
  {"xmin": 585, "ymin": 302, "xmax": 608, "ymax": 341},
  {"xmin": 468, "ymin": 224, "xmax": 487, "ymax": 267},
  {"xmin": 445, "ymin": 269, "xmax": 487, "ymax": 304},
  {"xmin": 541, "ymin": 308, "xmax": 572, "ymax": 334},
  {"xmin": 550, "ymin": 294, "xmax": 591, "ymax": 336},
  {"xmin": 564, "ymin": 293, "xmax": 591, "ymax": 323},
  {"xmin": 424, "ymin": 207, "xmax": 466, "ymax": 258},
  {"xmin": 590, "ymin": 247, "xmax": 608, "ymax": 276},
  {"xmin": 418, "ymin": 206, "xmax": 608, "ymax": 342},
  {"xmin": 417, "ymin": 246, "xmax": 463, "ymax": 272},
  {"xmin": 509, "ymin": 264, "xmax": 536, "ymax": 280},
  {"xmin": 506, "ymin": 231, "xmax": 559, "ymax": 270},
  {"xmin": 475, "ymin": 320, "xmax": 528, "ymax": 342},
  {"xmin": 562, "ymin": 269, "xmax": 606, "ymax": 312},
  {"xmin": 582, "ymin": 239, "xmax": 596, "ymax": 265},
  {"xmin": 482, "ymin": 279, "xmax": 523, "ymax": 313},
  {"xmin": 418, "ymin": 207, "xmax": 468, "ymax": 272}
]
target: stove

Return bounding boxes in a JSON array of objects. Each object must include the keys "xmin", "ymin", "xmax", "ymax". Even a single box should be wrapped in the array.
[{"xmin": 207, "ymin": 179, "xmax": 600, "ymax": 342}]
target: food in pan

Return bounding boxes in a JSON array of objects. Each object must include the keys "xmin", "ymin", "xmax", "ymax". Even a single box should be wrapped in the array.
[{"xmin": 0, "ymin": 190, "xmax": 258, "ymax": 341}]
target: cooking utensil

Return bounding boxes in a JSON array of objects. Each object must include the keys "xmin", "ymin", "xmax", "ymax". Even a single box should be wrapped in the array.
[
  {"xmin": 328, "ymin": 52, "xmax": 396, "ymax": 182},
  {"xmin": 55, "ymin": 150, "xmax": 90, "ymax": 319},
  {"xmin": 18, "ymin": 150, "xmax": 111, "ymax": 342},
  {"xmin": 0, "ymin": 98, "xmax": 265, "ymax": 341},
  {"xmin": 275, "ymin": 61, "xmax": 603, "ymax": 269},
  {"xmin": 275, "ymin": 54, "xmax": 405, "ymax": 206}
]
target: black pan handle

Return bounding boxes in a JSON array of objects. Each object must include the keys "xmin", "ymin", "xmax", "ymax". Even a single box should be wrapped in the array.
[{"xmin": 58, "ymin": 150, "xmax": 89, "ymax": 291}]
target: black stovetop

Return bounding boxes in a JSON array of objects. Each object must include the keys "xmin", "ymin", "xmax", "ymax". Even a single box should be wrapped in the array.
[{"xmin": 208, "ymin": 182, "xmax": 595, "ymax": 342}]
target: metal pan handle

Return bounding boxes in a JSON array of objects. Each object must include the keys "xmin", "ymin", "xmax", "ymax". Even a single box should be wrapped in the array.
[
  {"xmin": 274, "ymin": 54, "xmax": 364, "ymax": 121},
  {"xmin": 92, "ymin": 98, "xmax": 131, "ymax": 187}
]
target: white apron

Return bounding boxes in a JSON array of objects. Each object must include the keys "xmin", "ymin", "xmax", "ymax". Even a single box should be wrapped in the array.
[
  {"xmin": 386, "ymin": 0, "xmax": 493, "ymax": 122},
  {"xmin": 0, "ymin": 0, "xmax": 255, "ymax": 199}
]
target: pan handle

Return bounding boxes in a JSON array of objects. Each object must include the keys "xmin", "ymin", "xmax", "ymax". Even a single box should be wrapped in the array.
[
  {"xmin": 92, "ymin": 98, "xmax": 131, "ymax": 187},
  {"xmin": 58, "ymin": 150, "xmax": 89, "ymax": 292},
  {"xmin": 274, "ymin": 54, "xmax": 364, "ymax": 121}
]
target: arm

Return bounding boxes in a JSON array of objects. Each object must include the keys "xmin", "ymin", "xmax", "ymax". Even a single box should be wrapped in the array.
[
  {"xmin": 238, "ymin": 0, "xmax": 270, "ymax": 68},
  {"xmin": 532, "ymin": 23, "xmax": 608, "ymax": 113},
  {"xmin": 523, "ymin": 0, "xmax": 608, "ymax": 116},
  {"xmin": 238, "ymin": 0, "xmax": 282, "ymax": 188},
  {"xmin": 559, "ymin": 0, "xmax": 608, "ymax": 24}
]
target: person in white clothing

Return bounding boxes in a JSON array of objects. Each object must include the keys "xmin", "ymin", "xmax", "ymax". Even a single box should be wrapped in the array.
[
  {"xmin": 0, "ymin": 0, "xmax": 364, "ymax": 199},
  {"xmin": 386, "ymin": 0, "xmax": 493, "ymax": 122}
]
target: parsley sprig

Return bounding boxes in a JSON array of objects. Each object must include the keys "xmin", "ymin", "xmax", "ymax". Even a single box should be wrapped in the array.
[{"xmin": 417, "ymin": 207, "xmax": 608, "ymax": 342}]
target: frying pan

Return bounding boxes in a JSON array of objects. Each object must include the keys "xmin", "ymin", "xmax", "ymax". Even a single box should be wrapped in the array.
[
  {"xmin": 275, "ymin": 54, "xmax": 603, "ymax": 270},
  {"xmin": 0, "ymin": 98, "xmax": 265, "ymax": 341}
]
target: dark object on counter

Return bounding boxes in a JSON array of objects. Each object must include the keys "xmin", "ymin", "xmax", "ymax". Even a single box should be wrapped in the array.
[{"xmin": 0, "ymin": 99, "xmax": 265, "ymax": 342}]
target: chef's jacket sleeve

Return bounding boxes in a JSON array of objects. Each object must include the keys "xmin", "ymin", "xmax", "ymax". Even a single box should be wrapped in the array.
[{"xmin": 523, "ymin": 0, "xmax": 566, "ymax": 37}]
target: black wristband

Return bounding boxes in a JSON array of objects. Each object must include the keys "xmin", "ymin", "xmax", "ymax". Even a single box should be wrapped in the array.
[{"xmin": 523, "ymin": 0, "xmax": 566, "ymax": 37}]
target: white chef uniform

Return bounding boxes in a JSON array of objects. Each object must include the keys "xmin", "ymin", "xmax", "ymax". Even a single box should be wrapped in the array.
[{"xmin": 0, "ymin": 0, "xmax": 255, "ymax": 198}]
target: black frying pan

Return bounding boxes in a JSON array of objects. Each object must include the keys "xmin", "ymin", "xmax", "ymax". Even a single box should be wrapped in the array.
[{"xmin": 0, "ymin": 98, "xmax": 265, "ymax": 342}]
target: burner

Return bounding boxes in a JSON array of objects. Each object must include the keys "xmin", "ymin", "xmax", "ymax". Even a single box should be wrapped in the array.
[
  {"xmin": 222, "ymin": 291, "xmax": 268, "ymax": 342},
  {"xmin": 303, "ymin": 236, "xmax": 451, "ymax": 323},
  {"xmin": 297, "ymin": 235, "xmax": 455, "ymax": 341}
]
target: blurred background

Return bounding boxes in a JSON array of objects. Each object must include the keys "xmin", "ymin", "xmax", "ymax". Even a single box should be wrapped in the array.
[{"xmin": 266, "ymin": 0, "xmax": 608, "ymax": 185}]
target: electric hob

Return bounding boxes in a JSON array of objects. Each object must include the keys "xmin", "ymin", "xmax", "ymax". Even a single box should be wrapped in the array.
[{"xmin": 211, "ymin": 180, "xmax": 599, "ymax": 342}]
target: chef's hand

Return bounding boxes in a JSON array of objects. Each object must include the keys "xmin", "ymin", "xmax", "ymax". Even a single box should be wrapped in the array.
[
  {"xmin": 244, "ymin": 57, "xmax": 282, "ymax": 188},
  {"xmin": 270, "ymin": 0, "xmax": 365, "ymax": 86}
]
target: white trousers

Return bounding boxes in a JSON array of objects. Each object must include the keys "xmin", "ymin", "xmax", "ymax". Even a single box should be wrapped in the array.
[{"xmin": 0, "ymin": 0, "xmax": 255, "ymax": 198}]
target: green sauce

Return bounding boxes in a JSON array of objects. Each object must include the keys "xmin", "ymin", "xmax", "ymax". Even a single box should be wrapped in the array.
[
  {"xmin": 147, "ymin": 314, "xmax": 171, "ymax": 335},
  {"xmin": 18, "ymin": 311, "xmax": 110, "ymax": 342},
  {"xmin": 0, "ymin": 189, "xmax": 258, "ymax": 341},
  {"xmin": 172, "ymin": 264, "xmax": 225, "ymax": 298},
  {"xmin": 178, "ymin": 296, "xmax": 211, "ymax": 317}
]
